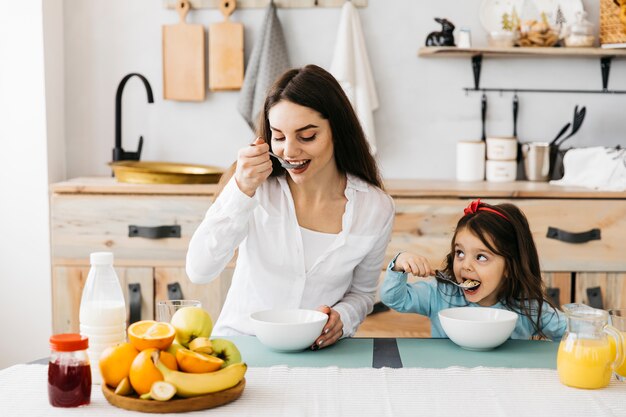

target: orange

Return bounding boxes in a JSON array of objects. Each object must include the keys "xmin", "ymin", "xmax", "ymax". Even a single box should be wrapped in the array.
[
  {"xmin": 98, "ymin": 342, "xmax": 139, "ymax": 388},
  {"xmin": 128, "ymin": 348, "xmax": 178, "ymax": 395},
  {"xmin": 128, "ymin": 320, "xmax": 175, "ymax": 351},
  {"xmin": 176, "ymin": 347, "xmax": 224, "ymax": 373}
]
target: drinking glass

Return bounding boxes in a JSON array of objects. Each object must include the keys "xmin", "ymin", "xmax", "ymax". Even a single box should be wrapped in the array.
[
  {"xmin": 156, "ymin": 300, "xmax": 201, "ymax": 323},
  {"xmin": 609, "ymin": 309, "xmax": 626, "ymax": 382}
]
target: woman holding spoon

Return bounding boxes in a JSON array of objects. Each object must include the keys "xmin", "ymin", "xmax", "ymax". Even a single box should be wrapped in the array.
[
  {"xmin": 381, "ymin": 200, "xmax": 565, "ymax": 340},
  {"xmin": 186, "ymin": 65, "xmax": 394, "ymax": 349}
]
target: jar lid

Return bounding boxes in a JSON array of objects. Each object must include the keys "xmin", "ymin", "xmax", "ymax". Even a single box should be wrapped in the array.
[
  {"xmin": 49, "ymin": 333, "xmax": 89, "ymax": 352},
  {"xmin": 90, "ymin": 251, "xmax": 114, "ymax": 265}
]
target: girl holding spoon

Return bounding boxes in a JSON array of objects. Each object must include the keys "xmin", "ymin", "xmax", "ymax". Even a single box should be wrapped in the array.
[
  {"xmin": 381, "ymin": 200, "xmax": 565, "ymax": 340},
  {"xmin": 186, "ymin": 65, "xmax": 394, "ymax": 349}
]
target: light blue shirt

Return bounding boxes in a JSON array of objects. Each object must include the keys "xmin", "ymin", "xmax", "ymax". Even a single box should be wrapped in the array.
[{"xmin": 380, "ymin": 261, "xmax": 566, "ymax": 340}]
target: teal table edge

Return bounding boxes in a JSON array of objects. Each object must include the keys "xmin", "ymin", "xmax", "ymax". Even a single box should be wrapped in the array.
[{"xmin": 222, "ymin": 336, "xmax": 559, "ymax": 369}]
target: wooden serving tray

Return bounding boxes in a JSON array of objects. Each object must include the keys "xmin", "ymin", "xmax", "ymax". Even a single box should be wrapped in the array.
[{"xmin": 102, "ymin": 379, "xmax": 245, "ymax": 413}]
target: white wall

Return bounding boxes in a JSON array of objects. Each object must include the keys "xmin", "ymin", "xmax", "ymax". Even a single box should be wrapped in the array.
[
  {"xmin": 0, "ymin": 0, "xmax": 54, "ymax": 369},
  {"xmin": 63, "ymin": 0, "xmax": 624, "ymax": 180}
]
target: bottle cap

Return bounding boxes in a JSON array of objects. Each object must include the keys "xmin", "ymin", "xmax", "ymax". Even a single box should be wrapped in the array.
[
  {"xmin": 90, "ymin": 252, "xmax": 114, "ymax": 265},
  {"xmin": 50, "ymin": 333, "xmax": 89, "ymax": 352}
]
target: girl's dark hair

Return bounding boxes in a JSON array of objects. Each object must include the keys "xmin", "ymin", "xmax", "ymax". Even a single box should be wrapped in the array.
[
  {"xmin": 439, "ymin": 202, "xmax": 558, "ymax": 339},
  {"xmin": 257, "ymin": 64, "xmax": 383, "ymax": 189}
]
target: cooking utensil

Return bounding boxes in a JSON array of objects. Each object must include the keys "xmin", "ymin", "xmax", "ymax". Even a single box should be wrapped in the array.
[
  {"xmin": 556, "ymin": 106, "xmax": 586, "ymax": 148},
  {"xmin": 512, "ymin": 94, "xmax": 519, "ymax": 138},
  {"xmin": 513, "ymin": 94, "xmax": 526, "ymax": 180},
  {"xmin": 209, "ymin": 0, "xmax": 244, "ymax": 91},
  {"xmin": 435, "ymin": 271, "xmax": 480, "ymax": 289},
  {"xmin": 522, "ymin": 142, "xmax": 551, "ymax": 181},
  {"xmin": 481, "ymin": 93, "xmax": 487, "ymax": 141},
  {"xmin": 162, "ymin": 0, "xmax": 205, "ymax": 101},
  {"xmin": 549, "ymin": 122, "xmax": 571, "ymax": 146}
]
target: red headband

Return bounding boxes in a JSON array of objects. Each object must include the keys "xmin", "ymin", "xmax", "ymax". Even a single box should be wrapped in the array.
[{"xmin": 464, "ymin": 199, "xmax": 509, "ymax": 221}]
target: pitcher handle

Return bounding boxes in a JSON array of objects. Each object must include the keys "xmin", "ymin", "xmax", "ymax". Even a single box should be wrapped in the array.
[{"xmin": 604, "ymin": 324, "xmax": 625, "ymax": 372}]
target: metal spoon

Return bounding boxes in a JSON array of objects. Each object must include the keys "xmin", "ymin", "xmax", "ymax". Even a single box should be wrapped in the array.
[
  {"xmin": 268, "ymin": 151, "xmax": 302, "ymax": 170},
  {"xmin": 250, "ymin": 141, "xmax": 301, "ymax": 169},
  {"xmin": 435, "ymin": 270, "xmax": 480, "ymax": 289}
]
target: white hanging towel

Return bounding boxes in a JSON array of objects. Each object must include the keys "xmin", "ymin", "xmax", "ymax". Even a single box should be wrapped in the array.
[
  {"xmin": 237, "ymin": 2, "xmax": 291, "ymax": 131},
  {"xmin": 550, "ymin": 147, "xmax": 626, "ymax": 191},
  {"xmin": 330, "ymin": 1, "xmax": 379, "ymax": 154}
]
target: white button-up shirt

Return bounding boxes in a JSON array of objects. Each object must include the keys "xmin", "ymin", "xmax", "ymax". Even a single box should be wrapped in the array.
[{"xmin": 186, "ymin": 174, "xmax": 395, "ymax": 337}]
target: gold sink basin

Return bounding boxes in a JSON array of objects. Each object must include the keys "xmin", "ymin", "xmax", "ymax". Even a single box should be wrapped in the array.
[{"xmin": 109, "ymin": 161, "xmax": 224, "ymax": 184}]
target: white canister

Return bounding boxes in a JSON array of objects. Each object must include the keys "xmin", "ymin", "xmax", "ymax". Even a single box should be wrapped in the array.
[
  {"xmin": 486, "ymin": 137, "xmax": 518, "ymax": 161},
  {"xmin": 486, "ymin": 160, "xmax": 517, "ymax": 182},
  {"xmin": 456, "ymin": 141, "xmax": 485, "ymax": 182}
]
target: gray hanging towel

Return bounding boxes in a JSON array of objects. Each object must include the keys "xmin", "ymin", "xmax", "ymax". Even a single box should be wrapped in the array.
[{"xmin": 237, "ymin": 2, "xmax": 291, "ymax": 131}]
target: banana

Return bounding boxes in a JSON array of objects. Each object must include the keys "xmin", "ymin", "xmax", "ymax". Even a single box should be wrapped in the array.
[{"xmin": 151, "ymin": 351, "xmax": 246, "ymax": 398}]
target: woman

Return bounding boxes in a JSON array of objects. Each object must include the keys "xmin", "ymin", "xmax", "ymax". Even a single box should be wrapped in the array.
[{"xmin": 186, "ymin": 65, "xmax": 394, "ymax": 349}]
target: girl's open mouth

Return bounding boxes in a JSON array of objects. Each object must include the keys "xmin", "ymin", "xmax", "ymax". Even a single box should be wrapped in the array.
[{"xmin": 462, "ymin": 278, "xmax": 481, "ymax": 292}]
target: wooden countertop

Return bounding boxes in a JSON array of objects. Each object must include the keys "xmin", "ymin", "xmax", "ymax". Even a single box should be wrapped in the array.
[{"xmin": 51, "ymin": 177, "xmax": 626, "ymax": 199}]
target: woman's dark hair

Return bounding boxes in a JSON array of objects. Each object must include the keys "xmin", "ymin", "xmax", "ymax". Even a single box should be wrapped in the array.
[
  {"xmin": 257, "ymin": 64, "xmax": 383, "ymax": 189},
  {"xmin": 213, "ymin": 65, "xmax": 383, "ymax": 201},
  {"xmin": 439, "ymin": 202, "xmax": 558, "ymax": 339}
]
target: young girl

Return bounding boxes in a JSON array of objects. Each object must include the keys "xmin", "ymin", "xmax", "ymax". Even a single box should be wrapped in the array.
[{"xmin": 380, "ymin": 199, "xmax": 565, "ymax": 340}]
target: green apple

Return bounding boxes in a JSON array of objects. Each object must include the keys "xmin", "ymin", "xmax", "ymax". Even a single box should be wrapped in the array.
[
  {"xmin": 210, "ymin": 338, "xmax": 242, "ymax": 368},
  {"xmin": 166, "ymin": 340, "xmax": 185, "ymax": 357},
  {"xmin": 170, "ymin": 307, "xmax": 213, "ymax": 348}
]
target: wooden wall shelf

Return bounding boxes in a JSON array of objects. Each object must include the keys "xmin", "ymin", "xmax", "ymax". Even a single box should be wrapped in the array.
[
  {"xmin": 418, "ymin": 46, "xmax": 626, "ymax": 93},
  {"xmin": 418, "ymin": 46, "xmax": 626, "ymax": 58}
]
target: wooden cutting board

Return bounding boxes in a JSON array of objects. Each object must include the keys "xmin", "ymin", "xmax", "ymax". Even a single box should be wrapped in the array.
[
  {"xmin": 209, "ymin": 0, "xmax": 244, "ymax": 91},
  {"xmin": 162, "ymin": 0, "xmax": 205, "ymax": 101}
]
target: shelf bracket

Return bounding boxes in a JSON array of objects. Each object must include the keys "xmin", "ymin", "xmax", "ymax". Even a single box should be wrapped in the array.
[
  {"xmin": 601, "ymin": 56, "xmax": 613, "ymax": 91},
  {"xmin": 471, "ymin": 54, "xmax": 482, "ymax": 90}
]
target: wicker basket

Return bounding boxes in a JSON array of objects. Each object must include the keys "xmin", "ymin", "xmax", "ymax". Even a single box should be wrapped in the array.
[{"xmin": 600, "ymin": 0, "xmax": 626, "ymax": 45}]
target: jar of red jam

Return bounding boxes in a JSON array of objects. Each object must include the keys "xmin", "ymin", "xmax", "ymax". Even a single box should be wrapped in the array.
[{"xmin": 48, "ymin": 334, "xmax": 91, "ymax": 407}]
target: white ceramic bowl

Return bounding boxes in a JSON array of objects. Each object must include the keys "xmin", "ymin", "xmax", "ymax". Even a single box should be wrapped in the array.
[
  {"xmin": 250, "ymin": 309, "xmax": 328, "ymax": 352},
  {"xmin": 439, "ymin": 307, "xmax": 518, "ymax": 351}
]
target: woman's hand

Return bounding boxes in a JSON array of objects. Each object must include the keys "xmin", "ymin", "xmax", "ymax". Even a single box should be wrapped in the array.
[
  {"xmin": 392, "ymin": 252, "xmax": 433, "ymax": 277},
  {"xmin": 235, "ymin": 137, "xmax": 273, "ymax": 197},
  {"xmin": 311, "ymin": 305, "xmax": 343, "ymax": 350}
]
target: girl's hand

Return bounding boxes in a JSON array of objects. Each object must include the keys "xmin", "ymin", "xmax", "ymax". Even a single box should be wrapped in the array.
[
  {"xmin": 235, "ymin": 137, "xmax": 273, "ymax": 197},
  {"xmin": 392, "ymin": 252, "xmax": 433, "ymax": 277},
  {"xmin": 311, "ymin": 305, "xmax": 343, "ymax": 350}
]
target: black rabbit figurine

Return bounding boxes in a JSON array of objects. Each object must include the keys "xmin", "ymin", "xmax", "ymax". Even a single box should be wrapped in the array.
[{"xmin": 425, "ymin": 18, "xmax": 456, "ymax": 47}]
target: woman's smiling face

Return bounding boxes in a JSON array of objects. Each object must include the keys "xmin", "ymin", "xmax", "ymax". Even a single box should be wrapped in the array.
[
  {"xmin": 452, "ymin": 227, "xmax": 506, "ymax": 306},
  {"xmin": 268, "ymin": 100, "xmax": 336, "ymax": 183}
]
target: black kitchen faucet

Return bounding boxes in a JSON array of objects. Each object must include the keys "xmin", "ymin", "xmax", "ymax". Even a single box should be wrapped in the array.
[{"xmin": 113, "ymin": 73, "xmax": 154, "ymax": 162}]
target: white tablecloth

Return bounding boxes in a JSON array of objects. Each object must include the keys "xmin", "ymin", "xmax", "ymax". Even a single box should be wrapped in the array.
[{"xmin": 1, "ymin": 364, "xmax": 625, "ymax": 417}]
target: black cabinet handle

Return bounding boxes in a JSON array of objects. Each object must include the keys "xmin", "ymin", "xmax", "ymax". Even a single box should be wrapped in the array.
[
  {"xmin": 546, "ymin": 227, "xmax": 601, "ymax": 244},
  {"xmin": 128, "ymin": 283, "xmax": 141, "ymax": 324},
  {"xmin": 546, "ymin": 287, "xmax": 560, "ymax": 307},
  {"xmin": 128, "ymin": 225, "xmax": 181, "ymax": 239},
  {"xmin": 168, "ymin": 282, "xmax": 184, "ymax": 300},
  {"xmin": 586, "ymin": 286, "xmax": 604, "ymax": 310}
]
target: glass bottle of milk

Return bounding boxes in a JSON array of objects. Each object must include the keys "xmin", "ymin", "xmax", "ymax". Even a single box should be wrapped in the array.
[{"xmin": 79, "ymin": 252, "xmax": 127, "ymax": 384}]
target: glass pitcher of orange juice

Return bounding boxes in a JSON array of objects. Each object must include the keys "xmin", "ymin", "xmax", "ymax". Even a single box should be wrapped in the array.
[{"xmin": 557, "ymin": 303, "xmax": 625, "ymax": 389}]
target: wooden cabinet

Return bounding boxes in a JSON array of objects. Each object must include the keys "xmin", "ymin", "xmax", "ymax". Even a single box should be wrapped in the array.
[
  {"xmin": 51, "ymin": 178, "xmax": 626, "ymax": 335},
  {"xmin": 383, "ymin": 180, "xmax": 626, "ymax": 310},
  {"xmin": 50, "ymin": 178, "xmax": 231, "ymax": 334}
]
